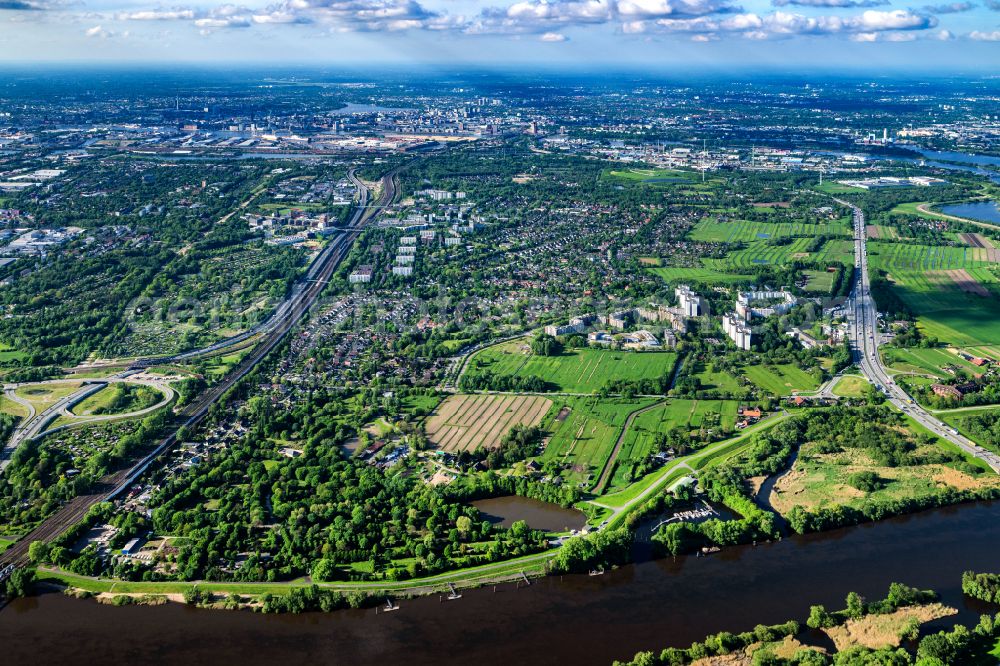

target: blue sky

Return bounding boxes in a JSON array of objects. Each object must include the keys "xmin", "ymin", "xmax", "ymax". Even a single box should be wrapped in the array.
[{"xmin": 1, "ymin": 0, "xmax": 998, "ymax": 65}]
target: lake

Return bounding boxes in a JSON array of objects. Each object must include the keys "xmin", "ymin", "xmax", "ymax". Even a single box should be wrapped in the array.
[
  {"xmin": 4, "ymin": 499, "xmax": 1000, "ymax": 665},
  {"xmin": 940, "ymin": 201, "xmax": 1000, "ymax": 224}
]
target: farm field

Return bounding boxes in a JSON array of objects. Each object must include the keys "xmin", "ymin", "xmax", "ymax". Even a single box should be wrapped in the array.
[
  {"xmin": 425, "ymin": 394, "xmax": 553, "ymax": 453},
  {"xmin": 865, "ymin": 225, "xmax": 899, "ymax": 240},
  {"xmin": 881, "ymin": 347, "xmax": 985, "ymax": 378},
  {"xmin": 540, "ymin": 396, "xmax": 655, "ymax": 488},
  {"xmin": 693, "ymin": 237, "xmax": 854, "ymax": 272},
  {"xmin": 870, "ymin": 240, "xmax": 1000, "ymax": 345},
  {"xmin": 465, "ymin": 341, "xmax": 678, "ymax": 394},
  {"xmin": 743, "ymin": 363, "xmax": 821, "ymax": 396},
  {"xmin": 869, "ymin": 241, "xmax": 1000, "ymax": 271},
  {"xmin": 886, "ymin": 275, "xmax": 1000, "ymax": 346},
  {"xmin": 688, "ymin": 217, "xmax": 850, "ymax": 244}
]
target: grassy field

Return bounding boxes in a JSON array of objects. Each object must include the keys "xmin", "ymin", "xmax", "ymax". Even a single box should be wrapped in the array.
[
  {"xmin": 540, "ymin": 396, "xmax": 655, "ymax": 487},
  {"xmin": 743, "ymin": 363, "xmax": 821, "ymax": 396},
  {"xmin": 607, "ymin": 399, "xmax": 739, "ymax": 489},
  {"xmin": 0, "ymin": 342, "xmax": 26, "ymax": 364},
  {"xmin": 832, "ymin": 375, "xmax": 869, "ymax": 398},
  {"xmin": 881, "ymin": 347, "xmax": 984, "ymax": 378},
  {"xmin": 72, "ymin": 383, "xmax": 164, "ymax": 416},
  {"xmin": 771, "ymin": 442, "xmax": 1000, "ymax": 515},
  {"xmin": 0, "ymin": 394, "xmax": 29, "ymax": 419},
  {"xmin": 465, "ymin": 341, "xmax": 678, "ymax": 394},
  {"xmin": 889, "ymin": 201, "xmax": 941, "ymax": 221},
  {"xmin": 649, "ymin": 266, "xmax": 753, "ymax": 285},
  {"xmin": 813, "ymin": 182, "xmax": 863, "ymax": 195},
  {"xmin": 803, "ymin": 269, "xmax": 837, "ymax": 293},
  {"xmin": 605, "ymin": 167, "xmax": 699, "ymax": 184},
  {"xmin": 688, "ymin": 362, "xmax": 750, "ymax": 396},
  {"xmin": 13, "ymin": 381, "xmax": 84, "ymax": 413}
]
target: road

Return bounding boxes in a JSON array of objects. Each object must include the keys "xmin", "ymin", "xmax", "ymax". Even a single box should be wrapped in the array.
[
  {"xmin": 0, "ymin": 166, "xmax": 402, "ymax": 569},
  {"xmin": 0, "ymin": 375, "xmax": 177, "ymax": 471},
  {"xmin": 138, "ymin": 168, "xmax": 374, "ymax": 366},
  {"xmin": 839, "ymin": 198, "xmax": 1000, "ymax": 473}
]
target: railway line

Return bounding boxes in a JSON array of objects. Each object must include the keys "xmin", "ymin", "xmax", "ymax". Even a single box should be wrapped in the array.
[{"xmin": 0, "ymin": 167, "xmax": 401, "ymax": 570}]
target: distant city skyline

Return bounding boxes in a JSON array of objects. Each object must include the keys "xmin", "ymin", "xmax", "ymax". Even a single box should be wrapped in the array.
[{"xmin": 0, "ymin": 0, "xmax": 999, "ymax": 66}]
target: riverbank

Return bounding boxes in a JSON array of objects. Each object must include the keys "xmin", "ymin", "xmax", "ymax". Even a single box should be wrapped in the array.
[{"xmin": 5, "ymin": 499, "xmax": 1000, "ymax": 666}]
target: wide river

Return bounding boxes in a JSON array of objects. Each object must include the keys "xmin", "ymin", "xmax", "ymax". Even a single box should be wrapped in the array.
[{"xmin": 2, "ymin": 500, "xmax": 1000, "ymax": 665}]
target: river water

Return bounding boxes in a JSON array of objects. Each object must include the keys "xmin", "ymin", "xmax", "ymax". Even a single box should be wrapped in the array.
[{"xmin": 3, "ymin": 500, "xmax": 999, "ymax": 665}]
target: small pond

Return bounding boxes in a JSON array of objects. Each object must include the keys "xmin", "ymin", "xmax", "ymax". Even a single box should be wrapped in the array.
[{"xmin": 471, "ymin": 496, "xmax": 587, "ymax": 533}]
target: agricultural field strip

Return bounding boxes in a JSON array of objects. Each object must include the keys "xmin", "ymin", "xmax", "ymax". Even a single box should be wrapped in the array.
[
  {"xmin": 688, "ymin": 218, "xmax": 850, "ymax": 244},
  {"xmin": 427, "ymin": 394, "xmax": 552, "ymax": 452}
]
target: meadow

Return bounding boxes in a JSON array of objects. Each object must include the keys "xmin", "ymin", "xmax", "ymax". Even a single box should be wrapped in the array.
[
  {"xmin": 832, "ymin": 375, "xmax": 869, "ymax": 398},
  {"xmin": 743, "ymin": 363, "xmax": 821, "ymax": 396},
  {"xmin": 612, "ymin": 399, "xmax": 738, "ymax": 470},
  {"xmin": 649, "ymin": 266, "xmax": 752, "ymax": 285},
  {"xmin": 770, "ymin": 441, "xmax": 999, "ymax": 515},
  {"xmin": 540, "ymin": 396, "xmax": 656, "ymax": 487},
  {"xmin": 465, "ymin": 341, "xmax": 678, "ymax": 394}
]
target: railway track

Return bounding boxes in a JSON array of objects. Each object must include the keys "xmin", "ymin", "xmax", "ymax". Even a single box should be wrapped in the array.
[{"xmin": 0, "ymin": 167, "xmax": 401, "ymax": 569}]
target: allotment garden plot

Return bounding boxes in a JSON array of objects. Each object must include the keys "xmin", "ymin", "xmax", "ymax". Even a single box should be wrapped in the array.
[
  {"xmin": 465, "ymin": 341, "xmax": 678, "ymax": 394},
  {"xmin": 425, "ymin": 394, "xmax": 553, "ymax": 453}
]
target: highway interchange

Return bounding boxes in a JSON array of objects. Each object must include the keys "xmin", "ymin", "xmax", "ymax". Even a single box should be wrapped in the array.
[{"xmin": 0, "ymin": 165, "xmax": 401, "ymax": 569}]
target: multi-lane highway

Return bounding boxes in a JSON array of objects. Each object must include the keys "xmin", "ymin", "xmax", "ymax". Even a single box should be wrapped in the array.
[
  {"xmin": 0, "ymin": 166, "xmax": 401, "ymax": 569},
  {"xmin": 840, "ymin": 198, "xmax": 1000, "ymax": 473}
]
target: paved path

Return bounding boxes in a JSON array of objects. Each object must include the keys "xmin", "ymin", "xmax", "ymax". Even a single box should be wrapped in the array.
[
  {"xmin": 592, "ymin": 400, "xmax": 666, "ymax": 494},
  {"xmin": 838, "ymin": 197, "xmax": 1000, "ymax": 472}
]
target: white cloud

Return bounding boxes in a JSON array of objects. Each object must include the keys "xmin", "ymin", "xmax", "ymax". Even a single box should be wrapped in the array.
[
  {"xmin": 921, "ymin": 1, "xmax": 975, "ymax": 12},
  {"xmin": 773, "ymin": 0, "xmax": 888, "ymax": 7},
  {"xmin": 117, "ymin": 8, "xmax": 198, "ymax": 20},
  {"xmin": 539, "ymin": 29, "xmax": 568, "ymax": 38},
  {"xmin": 969, "ymin": 29, "xmax": 1000, "ymax": 38}
]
